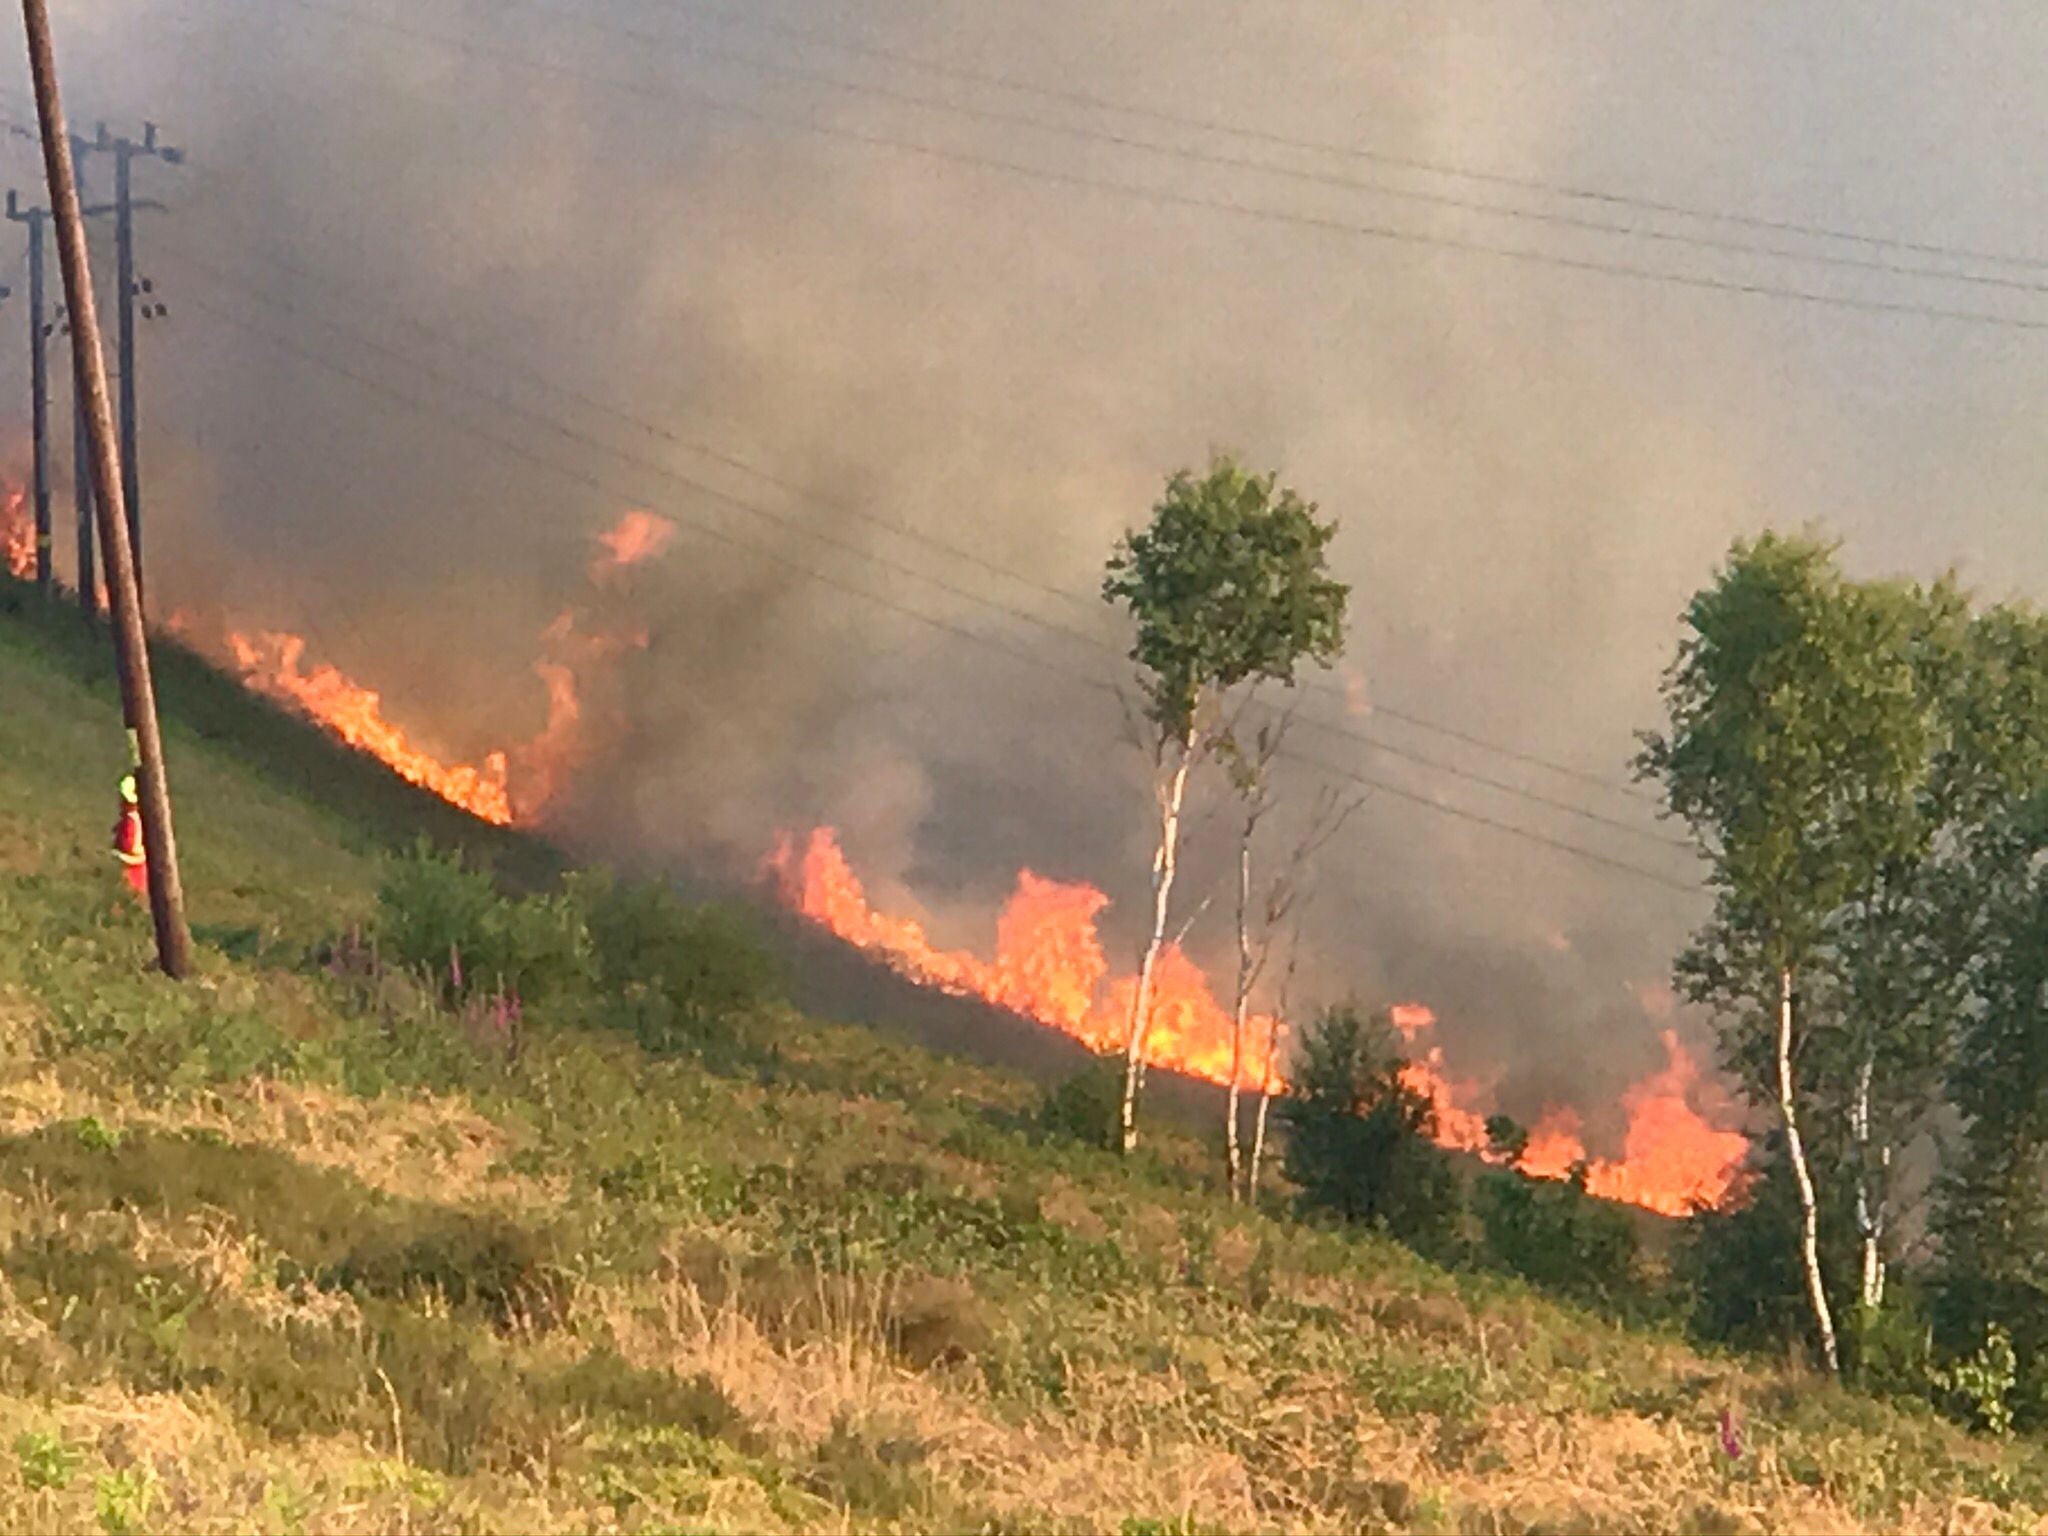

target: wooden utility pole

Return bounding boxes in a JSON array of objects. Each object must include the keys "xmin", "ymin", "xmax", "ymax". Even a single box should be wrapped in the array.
[
  {"xmin": 84, "ymin": 121, "xmax": 178, "ymax": 604},
  {"xmin": 14, "ymin": 177, "xmax": 130, "ymax": 612},
  {"xmin": 5, "ymin": 192, "xmax": 49, "ymax": 594},
  {"xmin": 20, "ymin": 0, "xmax": 191, "ymax": 978}
]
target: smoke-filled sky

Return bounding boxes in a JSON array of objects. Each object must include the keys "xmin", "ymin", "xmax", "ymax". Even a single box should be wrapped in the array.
[{"xmin": 17, "ymin": 0, "xmax": 2048, "ymax": 1144}]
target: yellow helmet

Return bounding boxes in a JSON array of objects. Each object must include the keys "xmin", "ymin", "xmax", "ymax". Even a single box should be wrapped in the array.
[{"xmin": 119, "ymin": 773, "xmax": 138, "ymax": 806}]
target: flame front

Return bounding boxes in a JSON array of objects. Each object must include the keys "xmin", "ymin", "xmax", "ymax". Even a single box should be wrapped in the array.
[
  {"xmin": 1395, "ymin": 1009, "xmax": 1746, "ymax": 1216},
  {"xmin": 226, "ymin": 631, "xmax": 516, "ymax": 825},
  {"xmin": 199, "ymin": 511, "xmax": 673, "ymax": 828},
  {"xmin": 772, "ymin": 827, "xmax": 1748, "ymax": 1216},
  {"xmin": 768, "ymin": 826, "xmax": 1284, "ymax": 1088}
]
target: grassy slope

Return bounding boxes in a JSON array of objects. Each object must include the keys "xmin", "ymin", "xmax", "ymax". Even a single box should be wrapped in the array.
[{"xmin": 2, "ymin": 589, "xmax": 2046, "ymax": 1536}]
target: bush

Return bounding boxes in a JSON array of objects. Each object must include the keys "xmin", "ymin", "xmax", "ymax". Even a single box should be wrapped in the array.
[
  {"xmin": 1036, "ymin": 1055, "xmax": 1123, "ymax": 1149},
  {"xmin": 566, "ymin": 870, "xmax": 780, "ymax": 1049},
  {"xmin": 376, "ymin": 842, "xmax": 592, "ymax": 1007},
  {"xmin": 1475, "ymin": 1164, "xmax": 1641, "ymax": 1303},
  {"xmin": 1844, "ymin": 1284, "xmax": 1936, "ymax": 1403},
  {"xmin": 1931, "ymin": 1272, "xmax": 2048, "ymax": 1432},
  {"xmin": 1282, "ymin": 1003, "xmax": 1461, "ymax": 1252},
  {"xmin": 1678, "ymin": 1140, "xmax": 1857, "ymax": 1359}
]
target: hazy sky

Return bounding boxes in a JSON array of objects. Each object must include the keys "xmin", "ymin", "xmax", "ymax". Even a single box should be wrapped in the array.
[{"xmin": 19, "ymin": 0, "xmax": 2048, "ymax": 1143}]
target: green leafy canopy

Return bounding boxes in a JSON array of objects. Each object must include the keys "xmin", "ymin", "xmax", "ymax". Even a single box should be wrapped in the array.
[{"xmin": 1103, "ymin": 455, "xmax": 1349, "ymax": 738}]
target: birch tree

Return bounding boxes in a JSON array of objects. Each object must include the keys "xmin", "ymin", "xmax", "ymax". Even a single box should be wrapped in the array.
[
  {"xmin": 1219, "ymin": 719, "xmax": 1362, "ymax": 1201},
  {"xmin": 1638, "ymin": 532, "xmax": 1921, "ymax": 1376},
  {"xmin": 1103, "ymin": 455, "xmax": 1347, "ymax": 1154}
]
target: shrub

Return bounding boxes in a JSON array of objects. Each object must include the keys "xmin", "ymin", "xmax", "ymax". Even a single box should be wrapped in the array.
[
  {"xmin": 1678, "ymin": 1140, "xmax": 1858, "ymax": 1359},
  {"xmin": 323, "ymin": 1210, "xmax": 571, "ymax": 1331},
  {"xmin": 374, "ymin": 840, "xmax": 502, "ymax": 985},
  {"xmin": 375, "ymin": 842, "xmax": 591, "ymax": 1007},
  {"xmin": 1844, "ymin": 1283, "xmax": 1935, "ymax": 1403},
  {"xmin": 14, "ymin": 1429, "xmax": 80, "ymax": 1491},
  {"xmin": 1036, "ymin": 1054, "xmax": 1123, "ymax": 1149},
  {"xmin": 1475, "ymin": 1164, "xmax": 1641, "ymax": 1303},
  {"xmin": 566, "ymin": 870, "xmax": 780, "ymax": 1049},
  {"xmin": 1931, "ymin": 1323, "xmax": 2019, "ymax": 1437},
  {"xmin": 1282, "ymin": 1002, "xmax": 1462, "ymax": 1252},
  {"xmin": 1931, "ymin": 1271, "xmax": 2048, "ymax": 1431}
]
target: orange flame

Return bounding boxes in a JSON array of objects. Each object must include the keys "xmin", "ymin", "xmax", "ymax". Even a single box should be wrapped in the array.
[
  {"xmin": 773, "ymin": 829, "xmax": 1747, "ymax": 1216},
  {"xmin": 226, "ymin": 630, "xmax": 515, "ymax": 825},
  {"xmin": 591, "ymin": 509, "xmax": 675, "ymax": 581},
  {"xmin": 768, "ymin": 826, "xmax": 1283, "ymax": 1088},
  {"xmin": 1, "ymin": 486, "xmax": 32, "ymax": 579},
  {"xmin": 1392, "ymin": 1009, "xmax": 1745, "ymax": 1215},
  {"xmin": 1400, "ymin": 1043, "xmax": 1494, "ymax": 1153},
  {"xmin": 201, "ymin": 511, "xmax": 665, "ymax": 827},
  {"xmin": 1579, "ymin": 1031, "xmax": 1748, "ymax": 1214}
]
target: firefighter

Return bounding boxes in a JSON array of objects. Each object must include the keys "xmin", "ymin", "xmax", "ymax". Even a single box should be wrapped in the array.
[{"xmin": 112, "ymin": 770, "xmax": 147, "ymax": 898}]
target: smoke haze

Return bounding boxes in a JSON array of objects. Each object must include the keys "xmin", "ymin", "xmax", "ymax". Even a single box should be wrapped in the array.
[{"xmin": 19, "ymin": 0, "xmax": 2048, "ymax": 1149}]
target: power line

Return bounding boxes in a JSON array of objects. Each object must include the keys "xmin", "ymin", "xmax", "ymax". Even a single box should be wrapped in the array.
[
  {"xmin": 241, "ymin": 0, "xmax": 2048, "ymax": 332},
  {"xmin": 62, "ymin": 10, "xmax": 2015, "ymax": 813},
  {"xmin": 641, "ymin": 0, "xmax": 2048, "ymax": 276},
  {"xmin": 493, "ymin": 0, "xmax": 2048, "ymax": 300},
  {"xmin": 141, "ymin": 174, "xmax": 1665, "ymax": 810},
  {"xmin": 144, "ymin": 229, "xmax": 1686, "ymax": 848},
  {"xmin": 155, "ymin": 262, "xmax": 1703, "ymax": 894},
  {"xmin": 0, "ymin": 77, "xmax": 1669, "ymax": 815}
]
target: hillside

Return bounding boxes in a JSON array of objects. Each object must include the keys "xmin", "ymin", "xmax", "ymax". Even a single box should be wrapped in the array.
[{"xmin": 3, "ymin": 587, "xmax": 2047, "ymax": 1535}]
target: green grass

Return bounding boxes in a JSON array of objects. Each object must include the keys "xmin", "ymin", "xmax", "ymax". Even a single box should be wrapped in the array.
[{"xmin": 5, "ymin": 581, "xmax": 2048, "ymax": 1533}]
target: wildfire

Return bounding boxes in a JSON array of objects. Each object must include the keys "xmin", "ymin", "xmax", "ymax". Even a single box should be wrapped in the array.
[
  {"xmin": 212, "ymin": 510, "xmax": 674, "ymax": 827},
  {"xmin": 226, "ymin": 630, "xmax": 516, "ymax": 824},
  {"xmin": 772, "ymin": 827, "xmax": 1748, "ymax": 1217},
  {"xmin": 1, "ymin": 486, "xmax": 31, "ymax": 579},
  {"xmin": 1393, "ymin": 1007, "xmax": 1745, "ymax": 1216},
  {"xmin": 767, "ymin": 826, "xmax": 1285, "ymax": 1088}
]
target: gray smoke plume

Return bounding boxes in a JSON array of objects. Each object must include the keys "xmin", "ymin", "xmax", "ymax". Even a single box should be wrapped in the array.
[{"xmin": 23, "ymin": 0, "xmax": 2048, "ymax": 1152}]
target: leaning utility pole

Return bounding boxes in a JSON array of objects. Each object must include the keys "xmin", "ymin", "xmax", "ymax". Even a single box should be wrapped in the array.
[
  {"xmin": 5, "ymin": 192, "xmax": 49, "ymax": 593},
  {"xmin": 20, "ymin": 0, "xmax": 191, "ymax": 978},
  {"xmin": 83, "ymin": 121, "xmax": 178, "ymax": 603}
]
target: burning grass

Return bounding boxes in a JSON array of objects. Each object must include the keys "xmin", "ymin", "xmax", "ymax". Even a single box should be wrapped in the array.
[{"xmin": 6, "ymin": 596, "xmax": 2048, "ymax": 1532}]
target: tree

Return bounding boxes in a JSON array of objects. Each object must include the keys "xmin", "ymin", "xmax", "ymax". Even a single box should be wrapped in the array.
[
  {"xmin": 1246, "ymin": 926, "xmax": 1303, "ymax": 1203},
  {"xmin": 1102, "ymin": 455, "xmax": 1348, "ymax": 1153},
  {"xmin": 1811, "ymin": 575, "xmax": 1963, "ymax": 1318},
  {"xmin": 1928, "ymin": 601, "xmax": 2048, "ymax": 1420},
  {"xmin": 1638, "ymin": 533, "xmax": 1927, "ymax": 1375},
  {"xmin": 1218, "ymin": 711, "xmax": 1364, "ymax": 1200},
  {"xmin": 1282, "ymin": 1002, "xmax": 1461, "ymax": 1250}
]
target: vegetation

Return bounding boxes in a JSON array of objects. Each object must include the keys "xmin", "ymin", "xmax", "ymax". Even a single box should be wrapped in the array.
[
  {"xmin": 1640, "ymin": 535, "xmax": 2048, "ymax": 1412},
  {"xmin": 1101, "ymin": 456, "xmax": 1349, "ymax": 1156},
  {"xmin": 8, "ymin": 546, "xmax": 2048, "ymax": 1531},
  {"xmin": 1282, "ymin": 1004, "xmax": 1460, "ymax": 1254}
]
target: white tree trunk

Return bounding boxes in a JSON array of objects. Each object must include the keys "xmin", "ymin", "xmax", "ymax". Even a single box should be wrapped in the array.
[
  {"xmin": 1779, "ymin": 966, "xmax": 1840, "ymax": 1374},
  {"xmin": 1119, "ymin": 731, "xmax": 1195, "ymax": 1154},
  {"xmin": 1248, "ymin": 1015, "xmax": 1284, "ymax": 1202},
  {"xmin": 1225, "ymin": 833, "xmax": 1253, "ymax": 1200},
  {"xmin": 1851, "ymin": 1050, "xmax": 1886, "ymax": 1313}
]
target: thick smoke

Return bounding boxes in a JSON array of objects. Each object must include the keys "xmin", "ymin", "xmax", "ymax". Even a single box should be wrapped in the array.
[{"xmin": 24, "ymin": 0, "xmax": 2048, "ymax": 1148}]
